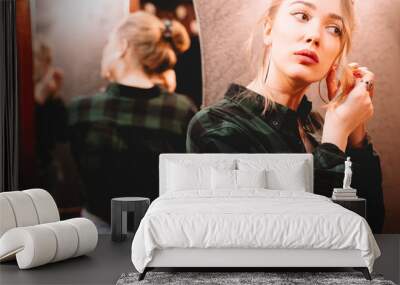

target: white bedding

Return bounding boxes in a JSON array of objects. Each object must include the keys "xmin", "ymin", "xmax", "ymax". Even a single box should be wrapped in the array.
[{"xmin": 131, "ymin": 190, "xmax": 380, "ymax": 273}]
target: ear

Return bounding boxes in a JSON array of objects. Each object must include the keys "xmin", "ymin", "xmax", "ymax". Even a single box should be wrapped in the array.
[
  {"xmin": 263, "ymin": 21, "xmax": 273, "ymax": 46},
  {"xmin": 118, "ymin": 38, "xmax": 129, "ymax": 58}
]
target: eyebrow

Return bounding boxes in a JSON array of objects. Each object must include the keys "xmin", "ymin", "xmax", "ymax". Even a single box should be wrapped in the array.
[{"xmin": 290, "ymin": 1, "xmax": 344, "ymax": 23}]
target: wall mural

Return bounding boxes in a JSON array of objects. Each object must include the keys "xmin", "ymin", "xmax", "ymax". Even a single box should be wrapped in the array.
[{"xmin": 22, "ymin": 0, "xmax": 400, "ymax": 233}]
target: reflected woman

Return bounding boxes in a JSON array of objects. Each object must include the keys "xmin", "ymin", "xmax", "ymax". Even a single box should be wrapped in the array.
[
  {"xmin": 186, "ymin": 0, "xmax": 384, "ymax": 233},
  {"xmin": 69, "ymin": 12, "xmax": 197, "ymax": 224}
]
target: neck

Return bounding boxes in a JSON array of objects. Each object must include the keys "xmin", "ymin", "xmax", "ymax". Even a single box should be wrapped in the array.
[
  {"xmin": 112, "ymin": 61, "xmax": 154, "ymax": 89},
  {"xmin": 247, "ymin": 63, "xmax": 310, "ymax": 111}
]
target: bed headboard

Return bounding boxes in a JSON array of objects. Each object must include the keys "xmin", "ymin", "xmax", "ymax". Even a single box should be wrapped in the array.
[{"xmin": 159, "ymin": 153, "xmax": 314, "ymax": 196}]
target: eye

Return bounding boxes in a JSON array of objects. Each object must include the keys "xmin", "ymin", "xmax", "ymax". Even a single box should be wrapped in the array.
[
  {"xmin": 291, "ymin": 11, "xmax": 310, "ymax": 22},
  {"xmin": 327, "ymin": 26, "xmax": 343, "ymax": 37}
]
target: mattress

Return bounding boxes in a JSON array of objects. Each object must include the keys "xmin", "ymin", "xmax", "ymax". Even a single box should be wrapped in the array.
[{"xmin": 131, "ymin": 189, "xmax": 380, "ymax": 273}]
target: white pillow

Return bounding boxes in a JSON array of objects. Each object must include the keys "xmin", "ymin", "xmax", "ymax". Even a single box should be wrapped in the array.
[
  {"xmin": 211, "ymin": 168, "xmax": 267, "ymax": 190},
  {"xmin": 236, "ymin": 169, "xmax": 267, "ymax": 188},
  {"xmin": 167, "ymin": 162, "xmax": 209, "ymax": 191},
  {"xmin": 266, "ymin": 167, "xmax": 307, "ymax": 191},
  {"xmin": 211, "ymin": 168, "xmax": 236, "ymax": 190},
  {"xmin": 166, "ymin": 160, "xmax": 235, "ymax": 191},
  {"xmin": 237, "ymin": 159, "xmax": 309, "ymax": 192}
]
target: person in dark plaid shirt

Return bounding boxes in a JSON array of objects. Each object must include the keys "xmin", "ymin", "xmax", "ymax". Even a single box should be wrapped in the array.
[
  {"xmin": 68, "ymin": 12, "xmax": 197, "ymax": 224},
  {"xmin": 187, "ymin": 0, "xmax": 384, "ymax": 233}
]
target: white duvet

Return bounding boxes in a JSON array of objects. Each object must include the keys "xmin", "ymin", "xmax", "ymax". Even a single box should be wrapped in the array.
[{"xmin": 131, "ymin": 190, "xmax": 380, "ymax": 273}]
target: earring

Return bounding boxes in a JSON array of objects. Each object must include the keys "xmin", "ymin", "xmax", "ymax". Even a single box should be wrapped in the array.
[{"xmin": 264, "ymin": 56, "xmax": 271, "ymax": 84}]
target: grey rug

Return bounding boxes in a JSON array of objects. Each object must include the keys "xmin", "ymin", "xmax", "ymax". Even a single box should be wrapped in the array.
[{"xmin": 117, "ymin": 271, "xmax": 396, "ymax": 285}]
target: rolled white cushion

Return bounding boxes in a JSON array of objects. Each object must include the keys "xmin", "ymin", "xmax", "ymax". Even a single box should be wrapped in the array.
[
  {"xmin": 0, "ymin": 196, "xmax": 17, "ymax": 237},
  {"xmin": 42, "ymin": 221, "xmax": 79, "ymax": 262},
  {"xmin": 23, "ymin": 189, "xmax": 60, "ymax": 223},
  {"xmin": 65, "ymin": 218, "xmax": 98, "ymax": 257},
  {"xmin": 0, "ymin": 226, "xmax": 57, "ymax": 269},
  {"xmin": 0, "ymin": 189, "xmax": 59, "ymax": 239},
  {"xmin": 0, "ymin": 191, "xmax": 39, "ymax": 227},
  {"xmin": 0, "ymin": 218, "xmax": 98, "ymax": 269}
]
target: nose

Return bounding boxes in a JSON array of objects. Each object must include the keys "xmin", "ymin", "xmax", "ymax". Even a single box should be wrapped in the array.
[
  {"xmin": 305, "ymin": 24, "xmax": 321, "ymax": 47},
  {"xmin": 306, "ymin": 37, "xmax": 319, "ymax": 47}
]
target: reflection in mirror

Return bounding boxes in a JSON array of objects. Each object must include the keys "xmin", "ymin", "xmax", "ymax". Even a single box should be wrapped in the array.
[{"xmin": 24, "ymin": 0, "xmax": 201, "ymax": 229}]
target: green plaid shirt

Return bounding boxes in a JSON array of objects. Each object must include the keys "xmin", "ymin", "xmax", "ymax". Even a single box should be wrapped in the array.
[
  {"xmin": 68, "ymin": 83, "xmax": 197, "ymax": 222},
  {"xmin": 187, "ymin": 83, "xmax": 384, "ymax": 233},
  {"xmin": 69, "ymin": 83, "xmax": 197, "ymax": 150}
]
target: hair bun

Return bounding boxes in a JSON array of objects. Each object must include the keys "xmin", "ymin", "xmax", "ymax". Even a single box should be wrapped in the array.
[
  {"xmin": 104, "ymin": 12, "xmax": 190, "ymax": 76},
  {"xmin": 161, "ymin": 19, "xmax": 190, "ymax": 54},
  {"xmin": 162, "ymin": 20, "xmax": 173, "ymax": 41}
]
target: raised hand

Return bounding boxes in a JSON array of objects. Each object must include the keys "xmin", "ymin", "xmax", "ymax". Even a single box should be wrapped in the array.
[{"xmin": 322, "ymin": 63, "xmax": 375, "ymax": 151}]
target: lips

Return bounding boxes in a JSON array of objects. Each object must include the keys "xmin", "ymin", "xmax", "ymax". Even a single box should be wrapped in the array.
[{"xmin": 294, "ymin": 49, "xmax": 319, "ymax": 64}]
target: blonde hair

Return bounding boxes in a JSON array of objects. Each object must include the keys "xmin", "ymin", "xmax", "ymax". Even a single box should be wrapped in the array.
[
  {"xmin": 107, "ymin": 11, "xmax": 190, "ymax": 76},
  {"xmin": 241, "ymin": 0, "xmax": 356, "ymax": 113}
]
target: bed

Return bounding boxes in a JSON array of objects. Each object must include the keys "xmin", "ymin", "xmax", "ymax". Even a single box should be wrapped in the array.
[{"xmin": 131, "ymin": 154, "xmax": 380, "ymax": 281}]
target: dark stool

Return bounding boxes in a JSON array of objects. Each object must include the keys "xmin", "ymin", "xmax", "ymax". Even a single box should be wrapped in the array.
[
  {"xmin": 111, "ymin": 197, "xmax": 150, "ymax": 242},
  {"xmin": 331, "ymin": 198, "xmax": 366, "ymax": 219}
]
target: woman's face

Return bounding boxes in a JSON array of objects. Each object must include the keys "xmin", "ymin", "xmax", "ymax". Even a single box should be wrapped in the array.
[{"xmin": 266, "ymin": 0, "xmax": 345, "ymax": 83}]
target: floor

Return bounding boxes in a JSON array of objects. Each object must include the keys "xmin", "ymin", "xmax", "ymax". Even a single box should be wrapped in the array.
[
  {"xmin": 374, "ymin": 235, "xmax": 400, "ymax": 284},
  {"xmin": 0, "ymin": 235, "xmax": 133, "ymax": 285},
  {"xmin": 0, "ymin": 234, "xmax": 399, "ymax": 285}
]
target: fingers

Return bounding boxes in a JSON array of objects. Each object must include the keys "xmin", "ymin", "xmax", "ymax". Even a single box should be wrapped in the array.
[
  {"xmin": 326, "ymin": 64, "xmax": 339, "ymax": 101},
  {"xmin": 327, "ymin": 62, "xmax": 375, "ymax": 104},
  {"xmin": 349, "ymin": 63, "xmax": 373, "ymax": 80},
  {"xmin": 358, "ymin": 70, "xmax": 375, "ymax": 93},
  {"xmin": 346, "ymin": 66, "xmax": 374, "ymax": 116},
  {"xmin": 349, "ymin": 62, "xmax": 375, "ymax": 94},
  {"xmin": 349, "ymin": 62, "xmax": 369, "ymax": 80}
]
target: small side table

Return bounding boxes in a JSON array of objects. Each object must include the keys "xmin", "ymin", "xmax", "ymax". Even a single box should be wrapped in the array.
[
  {"xmin": 111, "ymin": 197, "xmax": 150, "ymax": 242},
  {"xmin": 331, "ymin": 198, "xmax": 366, "ymax": 219}
]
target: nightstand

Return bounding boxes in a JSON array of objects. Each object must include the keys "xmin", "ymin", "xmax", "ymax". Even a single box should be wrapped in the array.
[
  {"xmin": 331, "ymin": 198, "xmax": 366, "ymax": 218},
  {"xmin": 111, "ymin": 197, "xmax": 150, "ymax": 242}
]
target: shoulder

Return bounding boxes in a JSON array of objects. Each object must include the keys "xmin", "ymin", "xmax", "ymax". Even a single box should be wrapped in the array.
[
  {"xmin": 186, "ymin": 107, "xmax": 255, "ymax": 153},
  {"xmin": 157, "ymin": 87, "xmax": 191, "ymax": 105},
  {"xmin": 187, "ymin": 98, "xmax": 246, "ymax": 139},
  {"xmin": 157, "ymin": 89, "xmax": 198, "ymax": 114},
  {"xmin": 170, "ymin": 91, "xmax": 195, "ymax": 106},
  {"xmin": 68, "ymin": 91, "xmax": 108, "ymax": 125},
  {"xmin": 69, "ymin": 91, "xmax": 108, "ymax": 108},
  {"xmin": 186, "ymin": 109, "xmax": 248, "ymax": 153}
]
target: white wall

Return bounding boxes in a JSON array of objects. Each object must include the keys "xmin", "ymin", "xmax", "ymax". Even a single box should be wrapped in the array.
[{"xmin": 33, "ymin": 0, "xmax": 128, "ymax": 102}]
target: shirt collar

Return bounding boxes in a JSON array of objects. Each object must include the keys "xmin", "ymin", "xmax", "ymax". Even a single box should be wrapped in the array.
[
  {"xmin": 224, "ymin": 83, "xmax": 313, "ymax": 130},
  {"xmin": 106, "ymin": 82, "xmax": 161, "ymax": 99}
]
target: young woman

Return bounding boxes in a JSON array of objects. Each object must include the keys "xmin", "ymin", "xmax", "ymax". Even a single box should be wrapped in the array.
[
  {"xmin": 187, "ymin": 0, "xmax": 384, "ymax": 233},
  {"xmin": 68, "ymin": 12, "xmax": 198, "ymax": 224}
]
